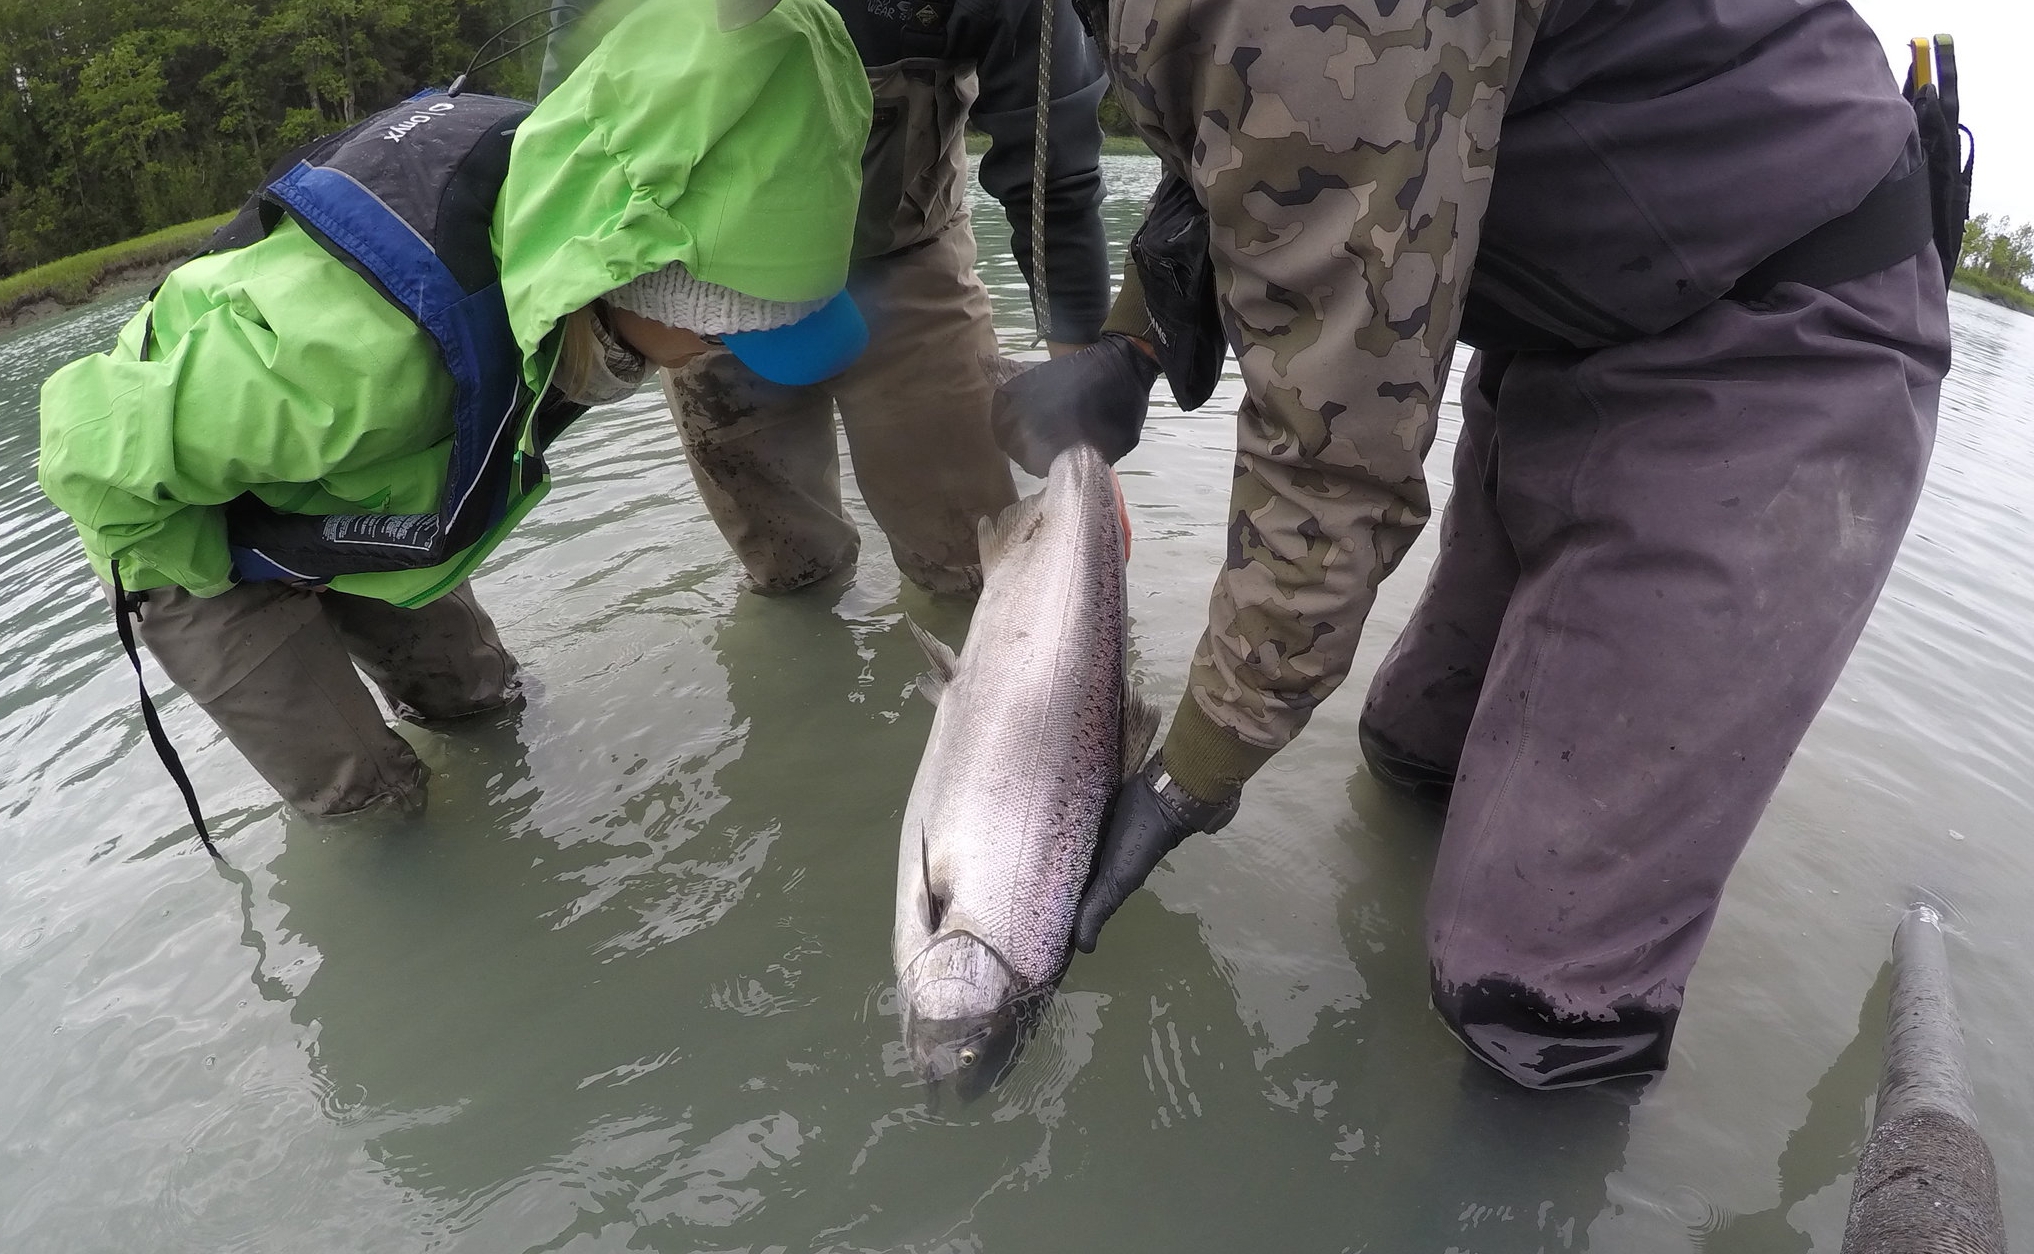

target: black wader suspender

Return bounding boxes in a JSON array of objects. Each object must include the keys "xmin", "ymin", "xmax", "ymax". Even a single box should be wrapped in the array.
[{"xmin": 109, "ymin": 563, "xmax": 223, "ymax": 861}]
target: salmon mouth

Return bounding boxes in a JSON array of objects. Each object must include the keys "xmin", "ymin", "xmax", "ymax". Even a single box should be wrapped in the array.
[{"xmin": 903, "ymin": 989, "xmax": 1052, "ymax": 1103}]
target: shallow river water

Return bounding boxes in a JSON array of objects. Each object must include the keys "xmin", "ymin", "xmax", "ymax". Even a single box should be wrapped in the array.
[{"xmin": 2, "ymin": 156, "xmax": 2031, "ymax": 1252}]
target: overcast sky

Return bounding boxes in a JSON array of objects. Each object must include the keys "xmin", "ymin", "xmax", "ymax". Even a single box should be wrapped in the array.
[{"xmin": 1847, "ymin": 0, "xmax": 2032, "ymax": 226}]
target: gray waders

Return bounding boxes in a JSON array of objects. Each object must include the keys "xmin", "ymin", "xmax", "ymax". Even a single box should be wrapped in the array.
[
  {"xmin": 120, "ymin": 580, "xmax": 521, "ymax": 817},
  {"xmin": 1360, "ymin": 248, "xmax": 1951, "ymax": 1087}
]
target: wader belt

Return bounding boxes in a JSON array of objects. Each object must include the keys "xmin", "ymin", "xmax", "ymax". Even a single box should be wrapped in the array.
[
  {"xmin": 1726, "ymin": 162, "xmax": 1934, "ymax": 301},
  {"xmin": 1732, "ymin": 36, "xmax": 1967, "ymax": 301}
]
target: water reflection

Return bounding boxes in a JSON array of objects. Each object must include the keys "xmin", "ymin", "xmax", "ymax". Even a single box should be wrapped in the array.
[
  {"xmin": 1707, "ymin": 963, "xmax": 1891, "ymax": 1251},
  {"xmin": 1330, "ymin": 777, "xmax": 1635, "ymax": 1253},
  {"xmin": 248, "ymin": 574, "xmax": 1106, "ymax": 1248}
]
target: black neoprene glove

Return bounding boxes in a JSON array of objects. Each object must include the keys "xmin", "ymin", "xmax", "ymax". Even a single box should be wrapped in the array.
[
  {"xmin": 991, "ymin": 333, "xmax": 1161, "ymax": 477},
  {"xmin": 1074, "ymin": 754, "xmax": 1240, "ymax": 953}
]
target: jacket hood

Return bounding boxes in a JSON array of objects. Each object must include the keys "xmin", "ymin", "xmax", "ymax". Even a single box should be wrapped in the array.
[{"xmin": 496, "ymin": 0, "xmax": 872, "ymax": 389}]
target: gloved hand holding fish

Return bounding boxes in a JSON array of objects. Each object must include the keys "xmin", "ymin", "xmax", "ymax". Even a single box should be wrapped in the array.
[{"xmin": 891, "ymin": 440, "xmax": 1157, "ymax": 1100}]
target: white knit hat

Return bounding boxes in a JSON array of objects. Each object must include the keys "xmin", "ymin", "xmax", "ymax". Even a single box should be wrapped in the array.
[{"xmin": 604, "ymin": 262, "xmax": 828, "ymax": 334}]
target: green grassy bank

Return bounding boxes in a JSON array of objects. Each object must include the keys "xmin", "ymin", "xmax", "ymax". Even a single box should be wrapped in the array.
[
  {"xmin": 1951, "ymin": 271, "xmax": 2034, "ymax": 316},
  {"xmin": 0, "ymin": 214, "xmax": 232, "ymax": 328}
]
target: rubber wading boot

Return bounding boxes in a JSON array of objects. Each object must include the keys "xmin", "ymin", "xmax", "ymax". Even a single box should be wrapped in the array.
[{"xmin": 1357, "ymin": 719, "xmax": 1456, "ymax": 808}]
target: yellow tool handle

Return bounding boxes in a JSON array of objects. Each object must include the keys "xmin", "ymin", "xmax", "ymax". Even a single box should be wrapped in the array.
[{"xmin": 1909, "ymin": 36, "xmax": 1933, "ymax": 89}]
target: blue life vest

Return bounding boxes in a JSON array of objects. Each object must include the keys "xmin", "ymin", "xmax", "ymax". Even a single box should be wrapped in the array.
[{"xmin": 191, "ymin": 90, "xmax": 584, "ymax": 582}]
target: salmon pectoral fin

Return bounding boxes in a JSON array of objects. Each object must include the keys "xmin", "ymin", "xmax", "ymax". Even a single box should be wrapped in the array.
[
  {"xmin": 907, "ymin": 616, "xmax": 959, "ymax": 705},
  {"xmin": 1121, "ymin": 682, "xmax": 1161, "ymax": 779},
  {"xmin": 1108, "ymin": 467, "xmax": 1131, "ymax": 563},
  {"xmin": 920, "ymin": 829, "xmax": 947, "ymax": 931}
]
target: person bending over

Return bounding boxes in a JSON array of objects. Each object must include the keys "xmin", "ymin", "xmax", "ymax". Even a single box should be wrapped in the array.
[{"xmin": 38, "ymin": 0, "xmax": 873, "ymax": 817}]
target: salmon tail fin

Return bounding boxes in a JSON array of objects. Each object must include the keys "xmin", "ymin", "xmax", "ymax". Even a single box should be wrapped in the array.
[
  {"xmin": 1108, "ymin": 466, "xmax": 1132, "ymax": 563},
  {"xmin": 906, "ymin": 616, "xmax": 959, "ymax": 705},
  {"xmin": 1121, "ymin": 682, "xmax": 1162, "ymax": 780},
  {"xmin": 976, "ymin": 490, "xmax": 1047, "ymax": 573}
]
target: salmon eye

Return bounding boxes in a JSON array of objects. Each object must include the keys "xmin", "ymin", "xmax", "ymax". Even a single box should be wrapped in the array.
[{"xmin": 959, "ymin": 1048, "xmax": 979, "ymax": 1068}]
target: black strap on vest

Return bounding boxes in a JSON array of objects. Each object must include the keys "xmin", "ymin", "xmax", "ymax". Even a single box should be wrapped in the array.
[{"xmin": 109, "ymin": 564, "xmax": 223, "ymax": 861}]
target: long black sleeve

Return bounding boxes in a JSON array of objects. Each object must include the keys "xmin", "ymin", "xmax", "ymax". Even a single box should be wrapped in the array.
[{"xmin": 961, "ymin": 0, "xmax": 1111, "ymax": 342}]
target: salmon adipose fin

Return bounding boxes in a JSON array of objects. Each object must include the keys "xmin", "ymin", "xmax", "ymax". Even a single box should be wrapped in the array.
[{"xmin": 907, "ymin": 616, "xmax": 959, "ymax": 706}]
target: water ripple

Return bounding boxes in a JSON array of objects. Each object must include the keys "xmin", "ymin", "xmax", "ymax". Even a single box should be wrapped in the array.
[{"xmin": 0, "ymin": 161, "xmax": 2031, "ymax": 1253}]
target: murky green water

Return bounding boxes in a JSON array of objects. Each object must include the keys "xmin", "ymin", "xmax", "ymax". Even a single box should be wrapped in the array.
[{"xmin": 2, "ymin": 156, "xmax": 2030, "ymax": 1251}]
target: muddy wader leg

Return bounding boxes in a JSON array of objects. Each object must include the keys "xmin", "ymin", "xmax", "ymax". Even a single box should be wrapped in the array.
[
  {"xmin": 125, "ymin": 581, "xmax": 429, "ymax": 816},
  {"xmin": 661, "ymin": 351, "xmax": 860, "ymax": 594},
  {"xmin": 833, "ymin": 215, "xmax": 1019, "ymax": 595},
  {"xmin": 1414, "ymin": 252, "xmax": 1949, "ymax": 1088},
  {"xmin": 1359, "ymin": 352, "xmax": 1520, "ymax": 807},
  {"xmin": 318, "ymin": 580, "xmax": 521, "ymax": 722}
]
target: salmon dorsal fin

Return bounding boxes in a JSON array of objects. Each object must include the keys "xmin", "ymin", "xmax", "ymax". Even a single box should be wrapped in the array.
[
  {"xmin": 907, "ymin": 616, "xmax": 959, "ymax": 705},
  {"xmin": 977, "ymin": 490, "xmax": 1046, "ymax": 573},
  {"xmin": 1121, "ymin": 682, "xmax": 1161, "ymax": 780}
]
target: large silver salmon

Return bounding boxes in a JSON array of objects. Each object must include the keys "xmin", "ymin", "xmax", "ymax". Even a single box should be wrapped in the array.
[{"xmin": 893, "ymin": 442, "xmax": 1157, "ymax": 1097}]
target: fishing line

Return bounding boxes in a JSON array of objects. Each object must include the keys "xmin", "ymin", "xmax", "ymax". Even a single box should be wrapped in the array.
[{"xmin": 448, "ymin": 4, "xmax": 584, "ymax": 96}]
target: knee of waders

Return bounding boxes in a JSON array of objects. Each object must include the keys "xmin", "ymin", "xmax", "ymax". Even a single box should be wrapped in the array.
[
  {"xmin": 742, "ymin": 546, "xmax": 859, "ymax": 596},
  {"xmin": 1358, "ymin": 718, "xmax": 1456, "ymax": 808},
  {"xmin": 390, "ymin": 667, "xmax": 525, "ymax": 724},
  {"xmin": 288, "ymin": 752, "xmax": 429, "ymax": 819},
  {"xmin": 1430, "ymin": 973, "xmax": 1676, "ymax": 1091},
  {"xmin": 894, "ymin": 554, "xmax": 985, "ymax": 597}
]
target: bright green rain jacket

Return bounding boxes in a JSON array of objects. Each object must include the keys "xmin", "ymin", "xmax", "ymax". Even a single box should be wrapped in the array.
[{"xmin": 38, "ymin": 0, "xmax": 870, "ymax": 606}]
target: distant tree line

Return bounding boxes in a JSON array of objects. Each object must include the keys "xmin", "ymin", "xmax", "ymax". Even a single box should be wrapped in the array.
[
  {"xmin": 0, "ymin": 0, "xmax": 545, "ymax": 276},
  {"xmin": 1960, "ymin": 214, "xmax": 2034, "ymax": 292}
]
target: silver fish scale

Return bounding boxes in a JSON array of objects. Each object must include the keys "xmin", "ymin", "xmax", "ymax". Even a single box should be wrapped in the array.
[{"xmin": 894, "ymin": 444, "xmax": 1131, "ymax": 1019}]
